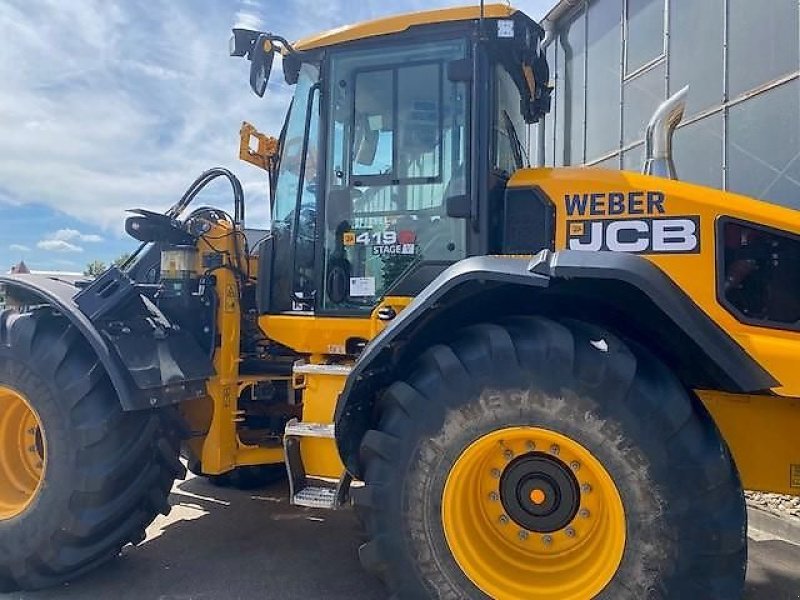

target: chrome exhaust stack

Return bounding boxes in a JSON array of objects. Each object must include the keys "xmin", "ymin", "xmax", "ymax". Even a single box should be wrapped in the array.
[{"xmin": 642, "ymin": 85, "xmax": 689, "ymax": 180}]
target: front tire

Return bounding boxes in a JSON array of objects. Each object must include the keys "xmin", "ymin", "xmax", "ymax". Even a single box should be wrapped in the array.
[
  {"xmin": 354, "ymin": 317, "xmax": 746, "ymax": 599},
  {"xmin": 0, "ymin": 310, "xmax": 185, "ymax": 591}
]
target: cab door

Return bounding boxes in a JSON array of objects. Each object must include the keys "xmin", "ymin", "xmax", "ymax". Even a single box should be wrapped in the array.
[{"xmin": 264, "ymin": 63, "xmax": 321, "ymax": 313}]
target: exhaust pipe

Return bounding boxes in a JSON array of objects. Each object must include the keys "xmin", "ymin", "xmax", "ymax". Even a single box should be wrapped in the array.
[{"xmin": 642, "ymin": 85, "xmax": 689, "ymax": 180}]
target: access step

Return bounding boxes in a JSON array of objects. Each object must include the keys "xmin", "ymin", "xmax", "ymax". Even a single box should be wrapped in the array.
[
  {"xmin": 284, "ymin": 421, "xmax": 335, "ymax": 439},
  {"xmin": 283, "ymin": 419, "xmax": 351, "ymax": 509},
  {"xmin": 293, "ymin": 485, "xmax": 338, "ymax": 509}
]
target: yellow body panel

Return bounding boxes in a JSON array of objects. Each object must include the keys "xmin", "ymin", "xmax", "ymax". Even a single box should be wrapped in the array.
[
  {"xmin": 294, "ymin": 4, "xmax": 515, "ymax": 51},
  {"xmin": 258, "ymin": 297, "xmax": 412, "ymax": 355},
  {"xmin": 698, "ymin": 391, "xmax": 800, "ymax": 495},
  {"xmin": 509, "ymin": 168, "xmax": 800, "ymax": 494},
  {"xmin": 180, "ymin": 220, "xmax": 287, "ymax": 475},
  {"xmin": 294, "ymin": 367, "xmax": 349, "ymax": 478},
  {"xmin": 510, "ymin": 167, "xmax": 800, "ymax": 396},
  {"xmin": 257, "ymin": 298, "xmax": 411, "ymax": 479}
]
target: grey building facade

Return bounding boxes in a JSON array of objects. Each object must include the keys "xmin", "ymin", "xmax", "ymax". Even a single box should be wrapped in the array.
[{"xmin": 535, "ymin": 0, "xmax": 800, "ymax": 209}]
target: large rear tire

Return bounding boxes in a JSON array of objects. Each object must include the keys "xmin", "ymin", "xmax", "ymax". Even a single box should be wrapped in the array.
[
  {"xmin": 354, "ymin": 317, "xmax": 746, "ymax": 599},
  {"xmin": 0, "ymin": 309, "xmax": 185, "ymax": 591}
]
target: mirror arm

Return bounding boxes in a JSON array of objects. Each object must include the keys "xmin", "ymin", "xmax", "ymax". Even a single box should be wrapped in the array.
[{"xmin": 266, "ymin": 34, "xmax": 299, "ymax": 57}]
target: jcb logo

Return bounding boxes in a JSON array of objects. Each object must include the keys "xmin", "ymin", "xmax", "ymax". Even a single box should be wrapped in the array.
[{"xmin": 567, "ymin": 217, "xmax": 701, "ymax": 254}]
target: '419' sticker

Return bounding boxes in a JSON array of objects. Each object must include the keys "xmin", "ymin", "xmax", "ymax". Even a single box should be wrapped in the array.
[{"xmin": 344, "ymin": 230, "xmax": 417, "ymax": 256}]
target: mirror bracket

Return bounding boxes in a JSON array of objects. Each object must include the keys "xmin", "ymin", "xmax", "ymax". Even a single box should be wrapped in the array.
[{"xmin": 239, "ymin": 122, "xmax": 279, "ymax": 172}]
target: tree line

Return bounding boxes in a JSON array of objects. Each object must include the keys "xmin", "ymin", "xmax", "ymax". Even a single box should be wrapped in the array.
[{"xmin": 83, "ymin": 253, "xmax": 131, "ymax": 277}]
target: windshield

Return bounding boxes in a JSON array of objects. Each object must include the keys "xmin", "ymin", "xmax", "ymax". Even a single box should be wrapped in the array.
[
  {"xmin": 322, "ymin": 40, "xmax": 468, "ymax": 311},
  {"xmin": 269, "ymin": 62, "xmax": 320, "ymax": 311},
  {"xmin": 494, "ymin": 64, "xmax": 528, "ymax": 174}
]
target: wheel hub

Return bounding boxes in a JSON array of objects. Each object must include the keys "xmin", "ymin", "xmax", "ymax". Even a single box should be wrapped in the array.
[
  {"xmin": 442, "ymin": 427, "xmax": 626, "ymax": 600},
  {"xmin": 0, "ymin": 385, "xmax": 46, "ymax": 520},
  {"xmin": 500, "ymin": 452, "xmax": 580, "ymax": 533}
]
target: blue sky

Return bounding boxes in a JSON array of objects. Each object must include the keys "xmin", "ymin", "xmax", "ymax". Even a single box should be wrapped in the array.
[{"xmin": 0, "ymin": 0, "xmax": 550, "ymax": 272}]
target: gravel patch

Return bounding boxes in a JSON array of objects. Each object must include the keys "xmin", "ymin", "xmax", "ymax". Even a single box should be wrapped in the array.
[{"xmin": 746, "ymin": 491, "xmax": 800, "ymax": 519}]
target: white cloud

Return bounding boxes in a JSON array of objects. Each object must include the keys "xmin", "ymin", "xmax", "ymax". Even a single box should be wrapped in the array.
[
  {"xmin": 233, "ymin": 9, "xmax": 263, "ymax": 30},
  {"xmin": 9, "ymin": 244, "xmax": 30, "ymax": 252},
  {"xmin": 0, "ymin": 0, "xmax": 552, "ymax": 237},
  {"xmin": 37, "ymin": 239, "xmax": 83, "ymax": 253},
  {"xmin": 51, "ymin": 228, "xmax": 103, "ymax": 243},
  {"xmin": 0, "ymin": 0, "xmax": 287, "ymax": 231}
]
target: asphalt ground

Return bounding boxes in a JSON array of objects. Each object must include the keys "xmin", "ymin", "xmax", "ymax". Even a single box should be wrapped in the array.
[{"xmin": 2, "ymin": 475, "xmax": 799, "ymax": 600}]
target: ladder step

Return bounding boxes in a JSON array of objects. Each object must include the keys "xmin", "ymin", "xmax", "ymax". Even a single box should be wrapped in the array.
[
  {"xmin": 285, "ymin": 422, "xmax": 335, "ymax": 439},
  {"xmin": 293, "ymin": 484, "xmax": 338, "ymax": 509}
]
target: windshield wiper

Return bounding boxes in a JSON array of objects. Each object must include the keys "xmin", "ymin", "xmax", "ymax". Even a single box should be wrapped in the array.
[{"xmin": 503, "ymin": 110, "xmax": 526, "ymax": 171}]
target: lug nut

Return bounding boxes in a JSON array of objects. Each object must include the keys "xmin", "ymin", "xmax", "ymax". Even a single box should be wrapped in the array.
[
  {"xmin": 565, "ymin": 527, "xmax": 576, "ymax": 538},
  {"xmin": 518, "ymin": 530, "xmax": 529, "ymax": 541},
  {"xmin": 490, "ymin": 468, "xmax": 501, "ymax": 479},
  {"xmin": 503, "ymin": 449, "xmax": 514, "ymax": 460},
  {"xmin": 542, "ymin": 534, "xmax": 553, "ymax": 545},
  {"xmin": 499, "ymin": 515, "xmax": 509, "ymax": 525},
  {"xmin": 549, "ymin": 444, "xmax": 560, "ymax": 456},
  {"xmin": 526, "ymin": 441, "xmax": 535, "ymax": 451},
  {"xmin": 570, "ymin": 461, "xmax": 581, "ymax": 471},
  {"xmin": 579, "ymin": 508, "xmax": 591, "ymax": 519},
  {"xmin": 489, "ymin": 492, "xmax": 499, "ymax": 502},
  {"xmin": 581, "ymin": 483, "xmax": 592, "ymax": 494},
  {"xmin": 27, "ymin": 427, "xmax": 36, "ymax": 435},
  {"xmin": 28, "ymin": 446, "xmax": 36, "ymax": 453}
]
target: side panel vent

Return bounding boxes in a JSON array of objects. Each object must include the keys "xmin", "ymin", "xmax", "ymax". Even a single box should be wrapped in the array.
[{"xmin": 501, "ymin": 187, "xmax": 555, "ymax": 254}]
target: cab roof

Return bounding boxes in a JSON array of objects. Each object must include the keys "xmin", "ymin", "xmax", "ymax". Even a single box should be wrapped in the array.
[{"xmin": 294, "ymin": 4, "xmax": 519, "ymax": 51}]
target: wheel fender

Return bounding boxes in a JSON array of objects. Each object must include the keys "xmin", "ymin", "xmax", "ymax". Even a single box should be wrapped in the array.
[
  {"xmin": 334, "ymin": 250, "xmax": 779, "ymax": 477},
  {"xmin": 0, "ymin": 273, "xmax": 211, "ymax": 411},
  {"xmin": 335, "ymin": 255, "xmax": 550, "ymax": 475},
  {"xmin": 1, "ymin": 273, "xmax": 139, "ymax": 407}
]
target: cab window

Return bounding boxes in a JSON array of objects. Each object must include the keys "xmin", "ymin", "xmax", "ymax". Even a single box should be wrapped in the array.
[{"xmin": 323, "ymin": 40, "xmax": 468, "ymax": 312}]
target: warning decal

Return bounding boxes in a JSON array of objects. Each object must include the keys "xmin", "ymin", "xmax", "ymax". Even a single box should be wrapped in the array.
[
  {"xmin": 791, "ymin": 464, "xmax": 800, "ymax": 488},
  {"xmin": 224, "ymin": 283, "xmax": 237, "ymax": 313}
]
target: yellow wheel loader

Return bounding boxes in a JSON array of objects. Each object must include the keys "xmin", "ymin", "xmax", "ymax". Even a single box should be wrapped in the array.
[{"xmin": 1, "ymin": 4, "xmax": 799, "ymax": 598}]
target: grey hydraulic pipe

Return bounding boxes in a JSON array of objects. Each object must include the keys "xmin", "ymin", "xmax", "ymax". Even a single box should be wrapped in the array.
[{"xmin": 642, "ymin": 85, "xmax": 689, "ymax": 180}]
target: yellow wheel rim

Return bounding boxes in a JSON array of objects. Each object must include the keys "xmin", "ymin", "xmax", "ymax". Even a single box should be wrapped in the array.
[
  {"xmin": 442, "ymin": 427, "xmax": 625, "ymax": 600},
  {"xmin": 0, "ymin": 385, "xmax": 46, "ymax": 520}
]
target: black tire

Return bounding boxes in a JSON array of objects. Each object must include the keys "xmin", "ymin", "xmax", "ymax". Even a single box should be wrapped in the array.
[
  {"xmin": 353, "ymin": 317, "xmax": 746, "ymax": 599},
  {"xmin": 0, "ymin": 310, "xmax": 186, "ymax": 592}
]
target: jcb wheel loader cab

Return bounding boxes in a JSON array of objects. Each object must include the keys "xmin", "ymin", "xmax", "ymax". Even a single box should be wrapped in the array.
[{"xmin": 241, "ymin": 5, "xmax": 550, "ymax": 316}]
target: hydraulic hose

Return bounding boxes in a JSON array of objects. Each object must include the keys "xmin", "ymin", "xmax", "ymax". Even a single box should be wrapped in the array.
[
  {"xmin": 167, "ymin": 167, "xmax": 245, "ymax": 224},
  {"xmin": 121, "ymin": 167, "xmax": 246, "ymax": 272}
]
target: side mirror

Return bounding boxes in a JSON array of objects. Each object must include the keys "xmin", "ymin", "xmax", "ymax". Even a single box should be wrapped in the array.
[
  {"xmin": 249, "ymin": 34, "xmax": 275, "ymax": 97},
  {"xmin": 446, "ymin": 194, "xmax": 471, "ymax": 219},
  {"xmin": 356, "ymin": 125, "xmax": 379, "ymax": 167},
  {"xmin": 230, "ymin": 29, "xmax": 275, "ymax": 98}
]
